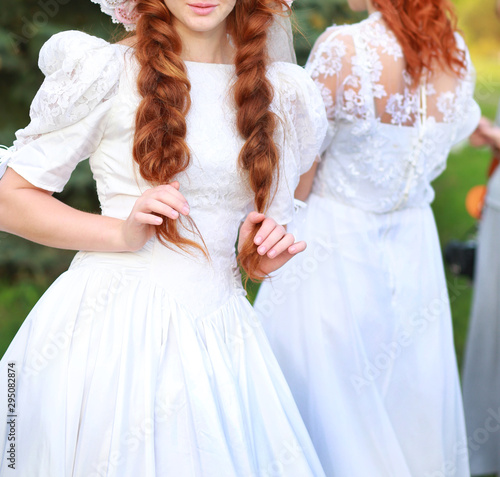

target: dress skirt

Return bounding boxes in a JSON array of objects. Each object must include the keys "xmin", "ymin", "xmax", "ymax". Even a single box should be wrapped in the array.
[
  {"xmin": 0, "ymin": 241, "xmax": 325, "ymax": 477},
  {"xmin": 255, "ymin": 193, "xmax": 470, "ymax": 477}
]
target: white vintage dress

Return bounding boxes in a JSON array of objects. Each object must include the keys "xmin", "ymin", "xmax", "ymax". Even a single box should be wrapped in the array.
[
  {"xmin": 256, "ymin": 12, "xmax": 480, "ymax": 477},
  {"xmin": 0, "ymin": 31, "xmax": 328, "ymax": 476}
]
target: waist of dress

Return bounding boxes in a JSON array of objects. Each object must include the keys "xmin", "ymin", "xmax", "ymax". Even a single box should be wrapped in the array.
[
  {"xmin": 68, "ymin": 238, "xmax": 246, "ymax": 313},
  {"xmin": 310, "ymin": 182, "xmax": 434, "ymax": 214},
  {"xmin": 308, "ymin": 189, "xmax": 432, "ymax": 215}
]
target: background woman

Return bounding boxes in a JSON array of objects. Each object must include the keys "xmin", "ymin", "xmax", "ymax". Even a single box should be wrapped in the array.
[
  {"xmin": 463, "ymin": 0, "xmax": 500, "ymax": 465},
  {"xmin": 0, "ymin": 0, "xmax": 328, "ymax": 474},
  {"xmin": 256, "ymin": 0, "xmax": 480, "ymax": 475}
]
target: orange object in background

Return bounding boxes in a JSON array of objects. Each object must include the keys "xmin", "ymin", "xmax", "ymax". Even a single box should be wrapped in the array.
[{"xmin": 466, "ymin": 185, "xmax": 487, "ymax": 219}]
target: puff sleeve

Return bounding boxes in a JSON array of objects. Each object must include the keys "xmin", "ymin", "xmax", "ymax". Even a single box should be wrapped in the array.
[
  {"xmin": 266, "ymin": 63, "xmax": 328, "ymax": 225},
  {"xmin": 0, "ymin": 30, "xmax": 123, "ymax": 192}
]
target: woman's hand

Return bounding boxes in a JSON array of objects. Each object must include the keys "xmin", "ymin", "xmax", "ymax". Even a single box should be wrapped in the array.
[
  {"xmin": 120, "ymin": 181, "xmax": 190, "ymax": 251},
  {"xmin": 477, "ymin": 122, "xmax": 500, "ymax": 151},
  {"xmin": 470, "ymin": 117, "xmax": 500, "ymax": 149},
  {"xmin": 470, "ymin": 118, "xmax": 492, "ymax": 147},
  {"xmin": 238, "ymin": 211, "xmax": 306, "ymax": 276}
]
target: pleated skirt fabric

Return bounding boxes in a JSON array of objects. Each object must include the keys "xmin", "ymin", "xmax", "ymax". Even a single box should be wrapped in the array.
[{"xmin": 0, "ymin": 250, "xmax": 325, "ymax": 477}]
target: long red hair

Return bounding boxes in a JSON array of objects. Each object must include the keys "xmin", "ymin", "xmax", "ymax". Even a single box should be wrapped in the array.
[
  {"xmin": 371, "ymin": 0, "xmax": 466, "ymax": 83},
  {"xmin": 132, "ymin": 0, "xmax": 290, "ymax": 280}
]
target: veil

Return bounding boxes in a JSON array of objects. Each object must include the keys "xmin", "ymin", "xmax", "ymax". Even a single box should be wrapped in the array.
[{"xmin": 267, "ymin": 7, "xmax": 297, "ymax": 64}]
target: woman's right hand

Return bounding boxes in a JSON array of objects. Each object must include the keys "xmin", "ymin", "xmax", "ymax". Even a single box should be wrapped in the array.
[{"xmin": 120, "ymin": 181, "xmax": 190, "ymax": 251}]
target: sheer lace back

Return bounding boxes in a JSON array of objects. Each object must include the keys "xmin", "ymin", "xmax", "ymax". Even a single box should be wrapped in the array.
[{"xmin": 305, "ymin": 11, "xmax": 480, "ymax": 212}]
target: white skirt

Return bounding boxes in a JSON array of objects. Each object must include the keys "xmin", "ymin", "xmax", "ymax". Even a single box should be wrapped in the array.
[
  {"xmin": 0, "ymin": 246, "xmax": 325, "ymax": 477},
  {"xmin": 462, "ymin": 167, "xmax": 500, "ymax": 475},
  {"xmin": 255, "ymin": 193, "xmax": 470, "ymax": 477}
]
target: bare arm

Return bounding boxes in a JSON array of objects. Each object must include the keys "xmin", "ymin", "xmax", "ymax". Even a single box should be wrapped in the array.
[
  {"xmin": 0, "ymin": 168, "xmax": 189, "ymax": 252},
  {"xmin": 294, "ymin": 160, "xmax": 319, "ymax": 202}
]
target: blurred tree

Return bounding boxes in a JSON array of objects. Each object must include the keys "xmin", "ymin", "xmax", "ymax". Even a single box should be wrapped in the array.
[
  {"xmin": 293, "ymin": 0, "xmax": 362, "ymax": 65},
  {"xmin": 0, "ymin": 0, "xmax": 120, "ymax": 144},
  {"xmin": 0, "ymin": 0, "xmax": 120, "ymax": 281}
]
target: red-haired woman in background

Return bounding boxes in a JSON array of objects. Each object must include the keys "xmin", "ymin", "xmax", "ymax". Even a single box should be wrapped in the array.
[
  {"xmin": 0, "ymin": 0, "xmax": 328, "ymax": 475},
  {"xmin": 256, "ymin": 0, "xmax": 479, "ymax": 475}
]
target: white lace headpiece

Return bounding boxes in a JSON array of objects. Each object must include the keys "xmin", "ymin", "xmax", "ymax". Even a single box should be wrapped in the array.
[
  {"xmin": 90, "ymin": 0, "xmax": 296, "ymax": 62},
  {"xmin": 91, "ymin": 0, "xmax": 140, "ymax": 31}
]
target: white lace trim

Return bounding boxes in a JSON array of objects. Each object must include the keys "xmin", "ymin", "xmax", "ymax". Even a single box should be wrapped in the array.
[{"xmin": 90, "ymin": 0, "xmax": 139, "ymax": 31}]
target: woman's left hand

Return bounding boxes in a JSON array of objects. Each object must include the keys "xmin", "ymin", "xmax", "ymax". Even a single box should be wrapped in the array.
[
  {"xmin": 478, "ymin": 122, "xmax": 500, "ymax": 150},
  {"xmin": 238, "ymin": 211, "xmax": 306, "ymax": 276}
]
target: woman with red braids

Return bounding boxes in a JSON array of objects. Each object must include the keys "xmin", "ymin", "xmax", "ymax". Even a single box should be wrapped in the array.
[
  {"xmin": 0, "ymin": 0, "xmax": 327, "ymax": 475},
  {"xmin": 256, "ymin": 0, "xmax": 479, "ymax": 475}
]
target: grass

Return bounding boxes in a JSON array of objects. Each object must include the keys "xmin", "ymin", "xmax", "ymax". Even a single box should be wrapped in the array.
[{"xmin": 432, "ymin": 141, "xmax": 492, "ymax": 369}]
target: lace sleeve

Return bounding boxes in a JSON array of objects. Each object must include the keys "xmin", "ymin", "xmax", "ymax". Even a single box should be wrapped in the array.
[
  {"xmin": 451, "ymin": 33, "xmax": 481, "ymax": 143},
  {"xmin": 305, "ymin": 27, "xmax": 353, "ymax": 152},
  {"xmin": 1, "ymin": 30, "xmax": 123, "ymax": 192},
  {"xmin": 266, "ymin": 63, "xmax": 328, "ymax": 225}
]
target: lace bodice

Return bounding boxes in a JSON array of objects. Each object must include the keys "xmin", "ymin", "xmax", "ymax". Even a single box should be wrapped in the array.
[
  {"xmin": 305, "ymin": 12, "xmax": 480, "ymax": 212},
  {"xmin": 0, "ymin": 31, "xmax": 327, "ymax": 312}
]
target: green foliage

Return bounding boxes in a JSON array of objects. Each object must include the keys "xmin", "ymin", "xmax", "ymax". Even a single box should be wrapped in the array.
[
  {"xmin": 292, "ymin": 0, "xmax": 362, "ymax": 65},
  {"xmin": 0, "ymin": 0, "xmax": 119, "ymax": 281},
  {"xmin": 0, "ymin": 0, "xmax": 119, "ymax": 144},
  {"xmin": 0, "ymin": 279, "xmax": 48, "ymax": 356}
]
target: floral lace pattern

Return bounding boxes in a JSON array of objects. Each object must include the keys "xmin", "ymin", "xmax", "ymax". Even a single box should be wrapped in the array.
[
  {"xmin": 305, "ymin": 12, "xmax": 480, "ymax": 213},
  {"xmin": 14, "ymin": 32, "xmax": 122, "ymax": 150}
]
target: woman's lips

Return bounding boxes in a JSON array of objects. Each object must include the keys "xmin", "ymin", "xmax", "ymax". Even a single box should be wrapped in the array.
[{"xmin": 188, "ymin": 3, "xmax": 217, "ymax": 15}]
